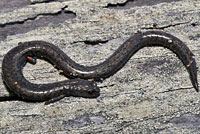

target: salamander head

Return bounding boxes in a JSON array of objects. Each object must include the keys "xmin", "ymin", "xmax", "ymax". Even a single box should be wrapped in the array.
[{"xmin": 72, "ymin": 79, "xmax": 100, "ymax": 98}]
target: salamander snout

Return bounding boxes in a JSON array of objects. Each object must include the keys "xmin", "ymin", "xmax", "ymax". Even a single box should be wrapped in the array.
[{"xmin": 87, "ymin": 83, "xmax": 100, "ymax": 98}]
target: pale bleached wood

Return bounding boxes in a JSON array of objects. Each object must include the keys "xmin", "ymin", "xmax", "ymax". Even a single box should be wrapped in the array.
[{"xmin": 0, "ymin": 0, "xmax": 200, "ymax": 133}]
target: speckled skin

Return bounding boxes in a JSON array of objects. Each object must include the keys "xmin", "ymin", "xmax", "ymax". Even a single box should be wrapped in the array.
[
  {"xmin": 2, "ymin": 41, "xmax": 100, "ymax": 103},
  {"xmin": 1, "ymin": 31, "xmax": 198, "ymax": 103}
]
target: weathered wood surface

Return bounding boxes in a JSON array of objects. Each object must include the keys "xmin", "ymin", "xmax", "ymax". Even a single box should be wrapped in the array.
[{"xmin": 0, "ymin": 0, "xmax": 200, "ymax": 133}]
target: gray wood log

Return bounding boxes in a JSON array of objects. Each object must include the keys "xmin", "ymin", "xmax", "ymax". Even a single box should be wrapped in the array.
[{"xmin": 0, "ymin": 0, "xmax": 200, "ymax": 133}]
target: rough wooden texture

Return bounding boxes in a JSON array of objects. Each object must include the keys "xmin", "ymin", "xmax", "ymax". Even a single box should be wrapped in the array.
[{"xmin": 0, "ymin": 0, "xmax": 200, "ymax": 133}]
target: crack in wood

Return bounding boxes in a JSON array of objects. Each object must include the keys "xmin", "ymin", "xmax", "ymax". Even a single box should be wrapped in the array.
[
  {"xmin": 0, "ymin": 6, "xmax": 76, "ymax": 40},
  {"xmin": 31, "ymin": 0, "xmax": 57, "ymax": 4},
  {"xmin": 30, "ymin": 0, "xmax": 67, "ymax": 5},
  {"xmin": 0, "ymin": 5, "xmax": 70, "ymax": 27},
  {"xmin": 104, "ymin": 0, "xmax": 183, "ymax": 9},
  {"xmin": 141, "ymin": 21, "xmax": 191, "ymax": 30},
  {"xmin": 73, "ymin": 40, "xmax": 109, "ymax": 46},
  {"xmin": 158, "ymin": 87, "xmax": 194, "ymax": 94}
]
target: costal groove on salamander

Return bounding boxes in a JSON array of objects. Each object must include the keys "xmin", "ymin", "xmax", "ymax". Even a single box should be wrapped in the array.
[{"xmin": 1, "ymin": 31, "xmax": 199, "ymax": 103}]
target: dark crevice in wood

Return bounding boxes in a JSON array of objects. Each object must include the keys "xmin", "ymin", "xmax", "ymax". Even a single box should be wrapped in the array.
[
  {"xmin": 141, "ymin": 21, "xmax": 191, "ymax": 30},
  {"xmin": 84, "ymin": 40, "xmax": 109, "ymax": 45},
  {"xmin": 30, "ymin": 0, "xmax": 66, "ymax": 5},
  {"xmin": 0, "ymin": 5, "xmax": 70, "ymax": 27},
  {"xmin": 73, "ymin": 40, "xmax": 109, "ymax": 46},
  {"xmin": 158, "ymin": 87, "xmax": 194, "ymax": 93},
  {"xmin": 31, "ymin": 0, "xmax": 56, "ymax": 4},
  {"xmin": 104, "ymin": 0, "xmax": 183, "ymax": 9},
  {"xmin": 0, "ymin": 6, "xmax": 76, "ymax": 41}
]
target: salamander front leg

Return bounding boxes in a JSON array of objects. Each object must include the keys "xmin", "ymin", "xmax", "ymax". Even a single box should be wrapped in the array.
[{"xmin": 44, "ymin": 94, "xmax": 65, "ymax": 105}]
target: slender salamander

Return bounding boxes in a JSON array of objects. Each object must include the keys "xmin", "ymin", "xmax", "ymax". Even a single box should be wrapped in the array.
[{"xmin": 2, "ymin": 31, "xmax": 198, "ymax": 104}]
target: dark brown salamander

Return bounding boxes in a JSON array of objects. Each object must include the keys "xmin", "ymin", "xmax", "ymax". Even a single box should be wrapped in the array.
[{"xmin": 1, "ymin": 31, "xmax": 198, "ymax": 104}]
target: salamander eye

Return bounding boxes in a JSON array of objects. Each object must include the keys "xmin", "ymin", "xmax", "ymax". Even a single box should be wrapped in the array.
[{"xmin": 93, "ymin": 82, "xmax": 97, "ymax": 86}]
